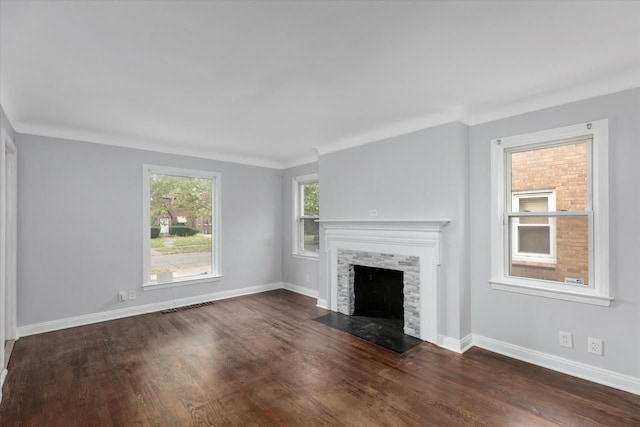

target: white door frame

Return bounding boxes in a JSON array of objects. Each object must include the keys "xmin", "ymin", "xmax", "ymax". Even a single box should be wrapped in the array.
[{"xmin": 1, "ymin": 128, "xmax": 18, "ymax": 383}]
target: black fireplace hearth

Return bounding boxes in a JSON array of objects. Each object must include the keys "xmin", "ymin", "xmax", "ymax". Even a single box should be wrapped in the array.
[{"xmin": 313, "ymin": 264, "xmax": 420, "ymax": 353}]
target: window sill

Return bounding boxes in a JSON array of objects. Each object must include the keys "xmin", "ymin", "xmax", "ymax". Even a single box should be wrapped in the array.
[
  {"xmin": 143, "ymin": 274, "xmax": 224, "ymax": 291},
  {"xmin": 291, "ymin": 253, "xmax": 319, "ymax": 262},
  {"xmin": 512, "ymin": 255, "xmax": 557, "ymax": 268},
  {"xmin": 511, "ymin": 260, "xmax": 557, "ymax": 269},
  {"xmin": 489, "ymin": 279, "xmax": 613, "ymax": 306}
]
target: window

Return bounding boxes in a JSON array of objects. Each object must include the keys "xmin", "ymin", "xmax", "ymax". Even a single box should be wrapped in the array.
[
  {"xmin": 293, "ymin": 173, "xmax": 319, "ymax": 257},
  {"xmin": 143, "ymin": 165, "xmax": 221, "ymax": 288},
  {"xmin": 490, "ymin": 120, "xmax": 611, "ymax": 306},
  {"xmin": 512, "ymin": 190, "xmax": 556, "ymax": 263}
]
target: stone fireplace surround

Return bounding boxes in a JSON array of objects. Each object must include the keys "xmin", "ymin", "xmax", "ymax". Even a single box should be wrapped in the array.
[
  {"xmin": 321, "ymin": 219, "xmax": 449, "ymax": 344},
  {"xmin": 337, "ymin": 249, "xmax": 421, "ymax": 337}
]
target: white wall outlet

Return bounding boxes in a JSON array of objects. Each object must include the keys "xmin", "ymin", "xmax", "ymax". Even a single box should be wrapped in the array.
[
  {"xmin": 305, "ymin": 274, "xmax": 310, "ymax": 283},
  {"xmin": 369, "ymin": 209, "xmax": 378, "ymax": 217},
  {"xmin": 559, "ymin": 331, "xmax": 573, "ymax": 348},
  {"xmin": 118, "ymin": 291, "xmax": 127, "ymax": 302},
  {"xmin": 128, "ymin": 290, "xmax": 136, "ymax": 300},
  {"xmin": 588, "ymin": 337, "xmax": 603, "ymax": 356}
]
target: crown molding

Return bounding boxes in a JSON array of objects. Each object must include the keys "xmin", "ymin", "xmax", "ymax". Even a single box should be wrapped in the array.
[
  {"xmin": 10, "ymin": 70, "xmax": 639, "ymax": 169},
  {"xmin": 311, "ymin": 70, "xmax": 640, "ymax": 159},
  {"xmin": 14, "ymin": 122, "xmax": 285, "ymax": 169},
  {"xmin": 315, "ymin": 110, "xmax": 465, "ymax": 156},
  {"xmin": 281, "ymin": 151, "xmax": 320, "ymax": 169},
  {"xmin": 468, "ymin": 67, "xmax": 640, "ymax": 126}
]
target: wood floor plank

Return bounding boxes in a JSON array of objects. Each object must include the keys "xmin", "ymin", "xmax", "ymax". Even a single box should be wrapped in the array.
[{"xmin": 1, "ymin": 289, "xmax": 639, "ymax": 426}]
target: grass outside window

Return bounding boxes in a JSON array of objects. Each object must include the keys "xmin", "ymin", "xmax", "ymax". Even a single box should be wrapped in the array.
[{"xmin": 151, "ymin": 235, "xmax": 212, "ymax": 255}]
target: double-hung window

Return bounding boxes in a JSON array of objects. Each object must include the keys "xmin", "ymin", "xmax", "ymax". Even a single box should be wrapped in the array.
[
  {"xmin": 490, "ymin": 120, "xmax": 611, "ymax": 306},
  {"xmin": 293, "ymin": 173, "xmax": 319, "ymax": 257},
  {"xmin": 143, "ymin": 165, "xmax": 222, "ymax": 289},
  {"xmin": 511, "ymin": 190, "xmax": 556, "ymax": 263}
]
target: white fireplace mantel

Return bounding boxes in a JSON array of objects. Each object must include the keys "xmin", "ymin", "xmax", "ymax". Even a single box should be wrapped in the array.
[
  {"xmin": 318, "ymin": 219, "xmax": 450, "ymax": 232},
  {"xmin": 320, "ymin": 218, "xmax": 450, "ymax": 344}
]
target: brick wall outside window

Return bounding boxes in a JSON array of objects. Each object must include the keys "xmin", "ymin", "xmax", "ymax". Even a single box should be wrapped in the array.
[{"xmin": 510, "ymin": 141, "xmax": 589, "ymax": 284}]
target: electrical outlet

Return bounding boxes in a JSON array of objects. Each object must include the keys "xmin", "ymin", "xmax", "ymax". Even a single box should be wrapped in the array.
[
  {"xmin": 128, "ymin": 290, "xmax": 136, "ymax": 300},
  {"xmin": 588, "ymin": 337, "xmax": 603, "ymax": 356},
  {"xmin": 118, "ymin": 291, "xmax": 127, "ymax": 302},
  {"xmin": 559, "ymin": 331, "xmax": 573, "ymax": 348},
  {"xmin": 369, "ymin": 209, "xmax": 378, "ymax": 217},
  {"xmin": 305, "ymin": 274, "xmax": 310, "ymax": 283}
]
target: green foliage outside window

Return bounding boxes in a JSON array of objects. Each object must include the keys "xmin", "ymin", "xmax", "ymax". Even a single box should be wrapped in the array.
[
  {"xmin": 169, "ymin": 225, "xmax": 199, "ymax": 237},
  {"xmin": 150, "ymin": 174, "xmax": 212, "ymax": 226},
  {"xmin": 303, "ymin": 182, "xmax": 319, "ymax": 216}
]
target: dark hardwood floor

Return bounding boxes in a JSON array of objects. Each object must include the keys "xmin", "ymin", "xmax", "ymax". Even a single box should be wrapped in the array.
[{"xmin": 1, "ymin": 289, "xmax": 639, "ymax": 426}]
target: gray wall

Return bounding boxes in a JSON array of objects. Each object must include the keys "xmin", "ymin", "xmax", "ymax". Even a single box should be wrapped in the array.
[
  {"xmin": 470, "ymin": 88, "xmax": 640, "ymax": 377},
  {"xmin": 282, "ymin": 162, "xmax": 320, "ymax": 293},
  {"xmin": 13, "ymin": 87, "xmax": 640, "ymax": 379},
  {"xmin": 17, "ymin": 134, "xmax": 283, "ymax": 326},
  {"xmin": 1, "ymin": 104, "xmax": 16, "ymax": 141},
  {"xmin": 319, "ymin": 122, "xmax": 470, "ymax": 340}
]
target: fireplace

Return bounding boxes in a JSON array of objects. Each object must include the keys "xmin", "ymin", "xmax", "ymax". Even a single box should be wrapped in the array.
[
  {"xmin": 353, "ymin": 265, "xmax": 404, "ymax": 320},
  {"xmin": 337, "ymin": 249, "xmax": 421, "ymax": 337},
  {"xmin": 321, "ymin": 219, "xmax": 449, "ymax": 343}
]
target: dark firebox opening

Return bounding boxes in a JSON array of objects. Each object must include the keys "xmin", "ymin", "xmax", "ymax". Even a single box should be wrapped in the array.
[{"xmin": 353, "ymin": 265, "xmax": 404, "ymax": 320}]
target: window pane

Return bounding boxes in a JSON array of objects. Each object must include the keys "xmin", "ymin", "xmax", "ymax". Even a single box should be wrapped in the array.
[
  {"xmin": 519, "ymin": 197, "xmax": 548, "ymax": 212},
  {"xmin": 510, "ymin": 216, "xmax": 589, "ymax": 285},
  {"xmin": 302, "ymin": 218, "xmax": 319, "ymax": 253},
  {"xmin": 519, "ymin": 197, "xmax": 549, "ymax": 224},
  {"xmin": 511, "ymin": 141, "xmax": 588, "ymax": 211},
  {"xmin": 150, "ymin": 173, "xmax": 213, "ymax": 282},
  {"xmin": 518, "ymin": 226, "xmax": 550, "ymax": 253},
  {"xmin": 302, "ymin": 182, "xmax": 319, "ymax": 216}
]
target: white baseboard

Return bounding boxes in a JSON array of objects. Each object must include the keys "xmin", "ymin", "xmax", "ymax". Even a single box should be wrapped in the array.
[
  {"xmin": 17, "ymin": 282, "xmax": 283, "ymax": 338},
  {"xmin": 18, "ymin": 283, "xmax": 637, "ymax": 396},
  {"xmin": 316, "ymin": 298, "xmax": 328, "ymax": 309},
  {"xmin": 473, "ymin": 334, "xmax": 640, "ymax": 396},
  {"xmin": 282, "ymin": 282, "xmax": 319, "ymax": 299},
  {"xmin": 280, "ymin": 282, "xmax": 327, "ymax": 309},
  {"xmin": 438, "ymin": 334, "xmax": 473, "ymax": 354}
]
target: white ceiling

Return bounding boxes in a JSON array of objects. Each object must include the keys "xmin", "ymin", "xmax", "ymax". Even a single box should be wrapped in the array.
[{"xmin": 1, "ymin": 1, "xmax": 639, "ymax": 168}]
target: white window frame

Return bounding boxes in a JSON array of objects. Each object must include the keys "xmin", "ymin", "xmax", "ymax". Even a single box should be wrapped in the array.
[
  {"xmin": 142, "ymin": 164, "xmax": 222, "ymax": 290},
  {"xmin": 511, "ymin": 190, "xmax": 556, "ymax": 264},
  {"xmin": 292, "ymin": 173, "xmax": 319, "ymax": 259},
  {"xmin": 490, "ymin": 120, "xmax": 612, "ymax": 306}
]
